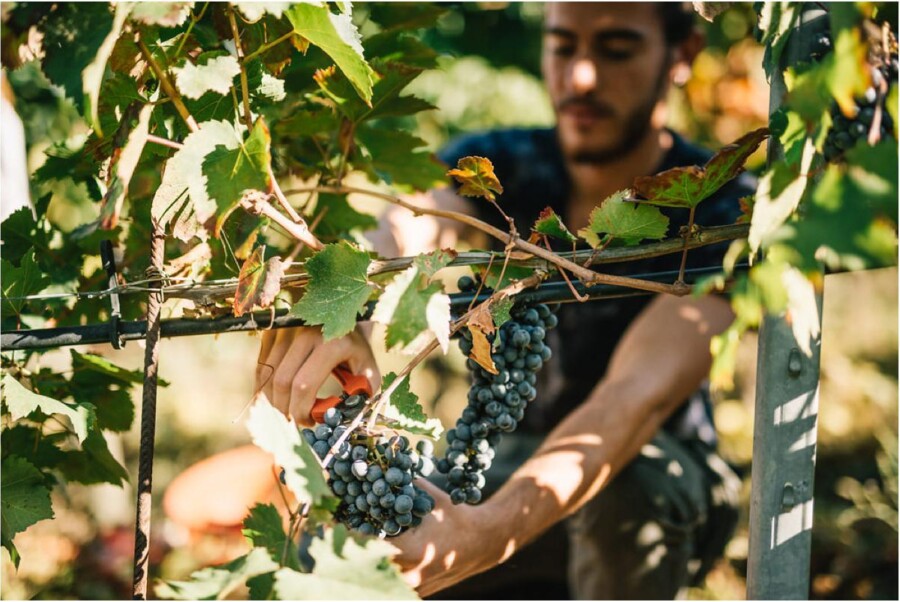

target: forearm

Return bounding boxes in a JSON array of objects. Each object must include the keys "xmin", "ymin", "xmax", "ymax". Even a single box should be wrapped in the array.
[
  {"xmin": 475, "ymin": 294, "xmax": 734, "ymax": 567},
  {"xmin": 478, "ymin": 374, "xmax": 673, "ymax": 565}
]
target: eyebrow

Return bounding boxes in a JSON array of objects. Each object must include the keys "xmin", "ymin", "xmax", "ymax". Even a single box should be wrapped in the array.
[{"xmin": 542, "ymin": 26, "xmax": 645, "ymax": 44}]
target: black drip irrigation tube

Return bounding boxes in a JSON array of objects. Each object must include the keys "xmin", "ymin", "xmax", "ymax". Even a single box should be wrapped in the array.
[{"xmin": 0, "ymin": 264, "xmax": 745, "ymax": 352}]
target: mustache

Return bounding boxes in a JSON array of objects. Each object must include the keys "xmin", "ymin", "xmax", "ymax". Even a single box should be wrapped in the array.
[{"xmin": 557, "ymin": 97, "xmax": 616, "ymax": 116}]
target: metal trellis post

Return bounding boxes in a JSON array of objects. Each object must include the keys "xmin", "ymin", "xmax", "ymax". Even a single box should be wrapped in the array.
[
  {"xmin": 746, "ymin": 6, "xmax": 828, "ymax": 599},
  {"xmin": 131, "ymin": 223, "xmax": 166, "ymax": 599}
]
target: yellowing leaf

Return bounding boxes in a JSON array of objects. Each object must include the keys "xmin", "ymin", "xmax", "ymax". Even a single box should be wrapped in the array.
[
  {"xmin": 633, "ymin": 128, "xmax": 769, "ymax": 209},
  {"xmin": 447, "ymin": 156, "xmax": 504, "ymax": 202},
  {"xmin": 233, "ymin": 246, "xmax": 285, "ymax": 317}
]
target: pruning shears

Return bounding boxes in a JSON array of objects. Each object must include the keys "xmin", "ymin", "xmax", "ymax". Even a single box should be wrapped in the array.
[{"xmin": 310, "ymin": 363, "xmax": 373, "ymax": 423}]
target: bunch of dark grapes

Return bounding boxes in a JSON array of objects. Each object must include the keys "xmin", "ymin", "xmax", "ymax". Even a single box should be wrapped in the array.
[
  {"xmin": 822, "ymin": 36, "xmax": 897, "ymax": 162},
  {"xmin": 436, "ymin": 275, "xmax": 559, "ymax": 505},
  {"xmin": 304, "ymin": 406, "xmax": 436, "ymax": 537}
]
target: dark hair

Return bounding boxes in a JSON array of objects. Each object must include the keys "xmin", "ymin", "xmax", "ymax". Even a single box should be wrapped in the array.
[{"xmin": 657, "ymin": 2, "xmax": 695, "ymax": 46}]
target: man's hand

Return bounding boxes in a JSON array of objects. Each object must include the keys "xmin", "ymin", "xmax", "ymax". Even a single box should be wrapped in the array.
[
  {"xmin": 392, "ymin": 480, "xmax": 501, "ymax": 597},
  {"xmin": 255, "ymin": 326, "xmax": 379, "ymax": 426}
]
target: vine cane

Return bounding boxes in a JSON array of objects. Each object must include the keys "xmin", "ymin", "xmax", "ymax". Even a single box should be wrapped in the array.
[{"xmin": 131, "ymin": 222, "xmax": 166, "ymax": 599}]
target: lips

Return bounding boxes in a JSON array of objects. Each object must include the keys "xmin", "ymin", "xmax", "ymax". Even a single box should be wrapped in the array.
[{"xmin": 558, "ymin": 100, "xmax": 613, "ymax": 127}]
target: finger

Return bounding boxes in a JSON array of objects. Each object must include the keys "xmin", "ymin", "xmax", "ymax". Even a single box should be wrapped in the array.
[
  {"xmin": 254, "ymin": 329, "xmax": 279, "ymax": 391},
  {"xmin": 345, "ymin": 330, "xmax": 381, "ymax": 392},
  {"xmin": 288, "ymin": 339, "xmax": 354, "ymax": 426},
  {"xmin": 271, "ymin": 329, "xmax": 321, "ymax": 417},
  {"xmin": 257, "ymin": 328, "xmax": 292, "ymax": 403}
]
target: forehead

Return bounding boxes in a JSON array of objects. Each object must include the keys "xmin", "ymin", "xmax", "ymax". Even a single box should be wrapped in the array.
[{"xmin": 543, "ymin": 3, "xmax": 663, "ymax": 38}]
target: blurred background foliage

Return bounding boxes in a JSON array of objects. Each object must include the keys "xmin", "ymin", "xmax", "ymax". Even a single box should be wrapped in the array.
[{"xmin": 1, "ymin": 2, "xmax": 896, "ymax": 600}]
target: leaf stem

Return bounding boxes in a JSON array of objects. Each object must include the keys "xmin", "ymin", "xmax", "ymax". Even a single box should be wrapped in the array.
[
  {"xmin": 244, "ymin": 31, "xmax": 295, "ymax": 64},
  {"xmin": 677, "ymin": 206, "xmax": 696, "ymax": 285},
  {"xmin": 227, "ymin": 6, "xmax": 254, "ymax": 130},
  {"xmin": 543, "ymin": 235, "xmax": 588, "ymax": 302},
  {"xmin": 137, "ymin": 36, "xmax": 198, "ymax": 133},
  {"xmin": 172, "ymin": 2, "xmax": 209, "ymax": 59}
]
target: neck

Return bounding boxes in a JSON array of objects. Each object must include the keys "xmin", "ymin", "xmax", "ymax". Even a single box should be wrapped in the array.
[{"xmin": 565, "ymin": 127, "xmax": 673, "ymax": 230}]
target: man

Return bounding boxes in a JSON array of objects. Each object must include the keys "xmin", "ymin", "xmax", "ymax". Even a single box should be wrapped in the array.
[{"xmin": 176, "ymin": 3, "xmax": 752, "ymax": 598}]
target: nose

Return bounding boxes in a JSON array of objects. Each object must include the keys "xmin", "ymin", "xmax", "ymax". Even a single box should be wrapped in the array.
[{"xmin": 571, "ymin": 58, "xmax": 597, "ymax": 95}]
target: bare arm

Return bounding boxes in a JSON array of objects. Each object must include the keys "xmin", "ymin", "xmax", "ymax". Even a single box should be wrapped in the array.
[{"xmin": 394, "ymin": 293, "xmax": 735, "ymax": 595}]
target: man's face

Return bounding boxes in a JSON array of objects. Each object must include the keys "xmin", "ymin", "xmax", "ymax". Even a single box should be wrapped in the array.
[{"xmin": 542, "ymin": 3, "xmax": 672, "ymax": 164}]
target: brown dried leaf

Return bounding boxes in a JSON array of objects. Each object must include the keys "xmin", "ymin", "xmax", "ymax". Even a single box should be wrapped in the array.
[{"xmin": 467, "ymin": 302, "xmax": 497, "ymax": 374}]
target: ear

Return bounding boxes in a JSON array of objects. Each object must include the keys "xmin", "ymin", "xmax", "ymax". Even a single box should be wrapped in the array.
[{"xmin": 670, "ymin": 28, "xmax": 705, "ymax": 86}]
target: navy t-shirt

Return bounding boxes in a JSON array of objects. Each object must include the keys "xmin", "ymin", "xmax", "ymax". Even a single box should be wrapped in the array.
[{"xmin": 438, "ymin": 127, "xmax": 755, "ymax": 441}]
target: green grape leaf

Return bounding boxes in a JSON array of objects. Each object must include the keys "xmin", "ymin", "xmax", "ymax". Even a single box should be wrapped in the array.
[
  {"xmin": 233, "ymin": 246, "xmax": 285, "ymax": 318},
  {"xmin": 129, "ymin": 2, "xmax": 191, "ymax": 26},
  {"xmin": 413, "ymin": 249, "xmax": 457, "ymax": 279},
  {"xmin": 67, "ymin": 372, "xmax": 135, "ymax": 433},
  {"xmin": 577, "ymin": 190, "xmax": 669, "ymax": 248},
  {"xmin": 1, "ymin": 456, "xmax": 53, "ymax": 568},
  {"xmin": 59, "ymin": 429, "xmax": 130, "ymax": 486},
  {"xmin": 355, "ymin": 125, "xmax": 447, "ymax": 192},
  {"xmin": 291, "ymin": 242, "xmax": 374, "ymax": 340},
  {"xmin": 100, "ymin": 103, "xmax": 153, "ymax": 229},
  {"xmin": 246, "ymin": 399, "xmax": 334, "ymax": 507},
  {"xmin": 246, "ymin": 572, "xmax": 276, "ymax": 601},
  {"xmin": 757, "ymin": 3, "xmax": 800, "ymax": 78},
  {"xmin": 242, "ymin": 503, "xmax": 298, "ymax": 570},
  {"xmin": 153, "ymin": 120, "xmax": 241, "ymax": 242},
  {"xmin": 310, "ymin": 193, "xmax": 378, "ymax": 239},
  {"xmin": 1, "ymin": 249, "xmax": 51, "ymax": 317},
  {"xmin": 447, "ymin": 156, "xmax": 504, "ymax": 202},
  {"xmin": 530, "ymin": 206, "xmax": 577, "ymax": 244},
  {"xmin": 155, "ymin": 547, "xmax": 279, "ymax": 600},
  {"xmin": 372, "ymin": 266, "xmax": 451, "ymax": 354},
  {"xmin": 477, "ymin": 263, "xmax": 533, "ymax": 291},
  {"xmin": 633, "ymin": 128, "xmax": 769, "ymax": 208},
  {"xmin": 2, "ymin": 374, "xmax": 95, "ymax": 443},
  {"xmin": 70, "ymin": 350, "xmax": 149, "ymax": 385},
  {"xmin": 381, "ymin": 373, "xmax": 424, "ymax": 422},
  {"xmin": 173, "ymin": 52, "xmax": 242, "ymax": 100},
  {"xmin": 273, "ymin": 525, "xmax": 416, "ymax": 600},
  {"xmin": 40, "ymin": 3, "xmax": 114, "ymax": 111},
  {"xmin": 1, "ymin": 426, "xmax": 67, "ymax": 471},
  {"xmin": 202, "ymin": 119, "xmax": 272, "ymax": 237},
  {"xmin": 286, "ymin": 4, "xmax": 374, "ymax": 104},
  {"xmin": 367, "ymin": 4, "xmax": 446, "ymax": 32},
  {"xmin": 780, "ymin": 161, "xmax": 899, "ymax": 272},
  {"xmin": 0, "ymin": 208, "xmax": 50, "ymax": 269},
  {"xmin": 183, "ymin": 91, "xmax": 237, "ymax": 124},
  {"xmin": 748, "ymin": 138, "xmax": 816, "ymax": 255},
  {"xmin": 315, "ymin": 60, "xmax": 431, "ymax": 123},
  {"xmin": 364, "ymin": 32, "xmax": 440, "ymax": 70},
  {"xmin": 82, "ymin": 2, "xmax": 130, "ymax": 137},
  {"xmin": 490, "ymin": 296, "xmax": 515, "ymax": 329}
]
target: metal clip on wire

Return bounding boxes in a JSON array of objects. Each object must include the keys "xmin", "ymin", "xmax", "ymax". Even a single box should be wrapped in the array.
[{"xmin": 100, "ymin": 240, "xmax": 124, "ymax": 349}]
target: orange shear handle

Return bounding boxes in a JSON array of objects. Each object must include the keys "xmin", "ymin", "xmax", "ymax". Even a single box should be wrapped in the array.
[{"xmin": 310, "ymin": 363, "xmax": 373, "ymax": 423}]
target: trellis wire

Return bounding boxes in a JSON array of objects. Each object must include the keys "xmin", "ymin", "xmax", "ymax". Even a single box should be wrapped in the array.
[
  {"xmin": 0, "ymin": 264, "xmax": 744, "ymax": 352},
  {"xmin": 0, "ymin": 223, "xmax": 748, "ymax": 305}
]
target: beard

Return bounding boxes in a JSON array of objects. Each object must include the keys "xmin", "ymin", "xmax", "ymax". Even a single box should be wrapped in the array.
[{"xmin": 560, "ymin": 66, "xmax": 670, "ymax": 165}]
